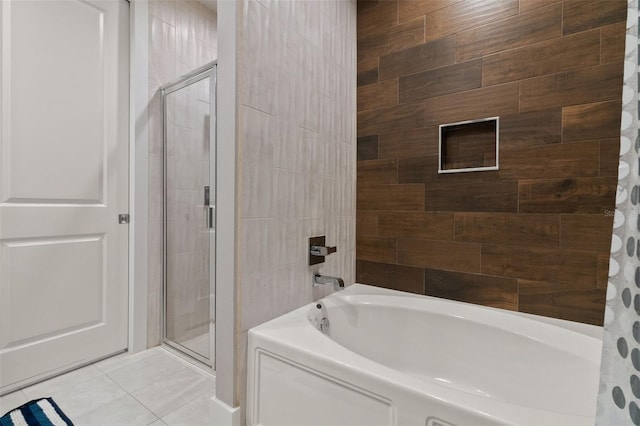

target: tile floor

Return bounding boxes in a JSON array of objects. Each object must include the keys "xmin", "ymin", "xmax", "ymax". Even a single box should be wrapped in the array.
[
  {"xmin": 178, "ymin": 333, "xmax": 211, "ymax": 360},
  {"xmin": 0, "ymin": 347, "xmax": 217, "ymax": 426}
]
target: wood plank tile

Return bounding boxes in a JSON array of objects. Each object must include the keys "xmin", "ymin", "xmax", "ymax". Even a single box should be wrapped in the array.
[
  {"xmin": 482, "ymin": 245, "xmax": 598, "ymax": 286},
  {"xmin": 356, "ymin": 0, "xmax": 624, "ymax": 319},
  {"xmin": 358, "ymin": 158, "xmax": 398, "ymax": 184},
  {"xmin": 424, "ymin": 269, "xmax": 518, "ymax": 310},
  {"xmin": 358, "ymin": 80, "xmax": 398, "ymax": 111},
  {"xmin": 357, "ymin": 184, "xmax": 425, "ymax": 210},
  {"xmin": 518, "ymin": 177, "xmax": 617, "ymax": 213},
  {"xmin": 358, "ymin": 100, "xmax": 425, "ymax": 137},
  {"xmin": 357, "ymin": 211, "xmax": 379, "ymax": 237},
  {"xmin": 562, "ymin": 100, "xmax": 622, "ymax": 142},
  {"xmin": 398, "ymin": 155, "xmax": 439, "ymax": 183},
  {"xmin": 600, "ymin": 138, "xmax": 620, "ymax": 177},
  {"xmin": 424, "ymin": 82, "xmax": 519, "ymax": 125},
  {"xmin": 356, "ymin": 259, "xmax": 425, "ymax": 294},
  {"xmin": 357, "ymin": 1, "xmax": 398, "ymax": 39},
  {"xmin": 378, "ymin": 127, "xmax": 439, "ymax": 159},
  {"xmin": 482, "ymin": 29, "xmax": 600, "ymax": 87},
  {"xmin": 425, "ymin": 180, "xmax": 518, "ymax": 212},
  {"xmin": 519, "ymin": 0, "xmax": 560, "ymax": 13},
  {"xmin": 378, "ymin": 211, "xmax": 454, "ymax": 240},
  {"xmin": 357, "ymin": 236, "xmax": 397, "ymax": 263},
  {"xmin": 358, "ymin": 0, "xmax": 382, "ymax": 14},
  {"xmin": 457, "ymin": 3, "xmax": 561, "ymax": 61},
  {"xmin": 560, "ymin": 214, "xmax": 614, "ymax": 252},
  {"xmin": 563, "ymin": 0, "xmax": 627, "ymax": 36},
  {"xmin": 424, "ymin": 0, "xmax": 519, "ymax": 42},
  {"xmin": 398, "ymin": 238, "xmax": 481, "ymax": 273},
  {"xmin": 358, "ymin": 17, "xmax": 425, "ymax": 62},
  {"xmin": 499, "ymin": 109, "xmax": 562, "ymax": 149},
  {"xmin": 454, "ymin": 213, "xmax": 559, "ymax": 248},
  {"xmin": 357, "ymin": 135, "xmax": 379, "ymax": 161},
  {"xmin": 398, "ymin": 155, "xmax": 502, "ymax": 183},
  {"xmin": 399, "ymin": 60, "xmax": 482, "ymax": 103},
  {"xmin": 398, "ymin": 0, "xmax": 463, "ymax": 23},
  {"xmin": 597, "ymin": 252, "xmax": 610, "ymax": 289},
  {"xmin": 519, "ymin": 280, "xmax": 605, "ymax": 325},
  {"xmin": 601, "ymin": 22, "xmax": 626, "ymax": 64},
  {"xmin": 520, "ymin": 62, "xmax": 624, "ymax": 112},
  {"xmin": 357, "ymin": 58, "xmax": 378, "ymax": 87},
  {"xmin": 358, "ymin": 69, "xmax": 379, "ymax": 87},
  {"xmin": 499, "ymin": 141, "xmax": 600, "ymax": 179},
  {"xmin": 378, "ymin": 36, "xmax": 456, "ymax": 81}
]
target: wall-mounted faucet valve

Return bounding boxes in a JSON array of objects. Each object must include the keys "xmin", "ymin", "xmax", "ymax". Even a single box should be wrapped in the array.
[{"xmin": 309, "ymin": 236, "xmax": 337, "ymax": 265}]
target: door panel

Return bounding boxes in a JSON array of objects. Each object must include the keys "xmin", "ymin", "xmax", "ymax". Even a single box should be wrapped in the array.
[
  {"xmin": 2, "ymin": 236, "xmax": 105, "ymax": 345},
  {"xmin": 0, "ymin": 0, "xmax": 129, "ymax": 393},
  {"xmin": 163, "ymin": 68, "xmax": 215, "ymax": 366},
  {"xmin": 4, "ymin": 1, "xmax": 106, "ymax": 203}
]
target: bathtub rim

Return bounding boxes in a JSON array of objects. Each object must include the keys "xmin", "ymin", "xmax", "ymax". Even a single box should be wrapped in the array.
[
  {"xmin": 336, "ymin": 284, "xmax": 603, "ymax": 339},
  {"xmin": 247, "ymin": 283, "xmax": 602, "ymax": 426}
]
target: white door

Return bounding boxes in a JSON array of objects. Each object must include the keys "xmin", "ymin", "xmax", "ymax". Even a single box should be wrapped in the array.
[{"xmin": 0, "ymin": 0, "xmax": 129, "ymax": 393}]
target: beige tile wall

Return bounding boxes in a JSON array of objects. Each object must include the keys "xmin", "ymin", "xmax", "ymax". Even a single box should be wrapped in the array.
[
  {"xmin": 236, "ymin": 0, "xmax": 357, "ymax": 407},
  {"xmin": 238, "ymin": 0, "xmax": 357, "ymax": 331},
  {"xmin": 147, "ymin": 0, "xmax": 217, "ymax": 347}
]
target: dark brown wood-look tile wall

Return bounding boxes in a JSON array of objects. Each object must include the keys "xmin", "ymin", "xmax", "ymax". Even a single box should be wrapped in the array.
[{"xmin": 356, "ymin": 0, "xmax": 626, "ymax": 326}]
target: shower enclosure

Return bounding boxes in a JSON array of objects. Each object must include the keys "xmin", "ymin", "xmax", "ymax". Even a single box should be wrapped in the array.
[{"xmin": 161, "ymin": 62, "xmax": 216, "ymax": 367}]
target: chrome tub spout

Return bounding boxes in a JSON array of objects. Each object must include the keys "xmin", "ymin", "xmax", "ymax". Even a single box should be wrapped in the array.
[{"xmin": 312, "ymin": 273, "xmax": 345, "ymax": 291}]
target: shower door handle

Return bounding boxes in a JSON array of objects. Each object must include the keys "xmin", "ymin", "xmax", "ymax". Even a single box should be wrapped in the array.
[
  {"xmin": 207, "ymin": 206, "xmax": 214, "ymax": 229},
  {"xmin": 204, "ymin": 186, "xmax": 214, "ymax": 229},
  {"xmin": 204, "ymin": 186, "xmax": 210, "ymax": 205}
]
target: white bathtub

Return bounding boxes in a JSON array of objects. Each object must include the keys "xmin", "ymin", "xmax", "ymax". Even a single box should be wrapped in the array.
[{"xmin": 247, "ymin": 284, "xmax": 602, "ymax": 426}]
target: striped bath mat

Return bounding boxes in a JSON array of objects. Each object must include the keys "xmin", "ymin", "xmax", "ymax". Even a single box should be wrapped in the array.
[{"xmin": 0, "ymin": 398, "xmax": 73, "ymax": 426}]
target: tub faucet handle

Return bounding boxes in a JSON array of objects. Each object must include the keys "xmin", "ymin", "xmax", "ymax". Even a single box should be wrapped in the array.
[{"xmin": 310, "ymin": 245, "xmax": 336, "ymax": 256}]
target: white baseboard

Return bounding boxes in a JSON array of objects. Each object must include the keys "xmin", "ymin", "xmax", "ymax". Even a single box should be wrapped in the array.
[{"xmin": 211, "ymin": 396, "xmax": 241, "ymax": 426}]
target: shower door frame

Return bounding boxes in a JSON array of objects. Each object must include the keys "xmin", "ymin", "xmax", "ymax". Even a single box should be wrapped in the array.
[{"xmin": 160, "ymin": 61, "xmax": 217, "ymax": 367}]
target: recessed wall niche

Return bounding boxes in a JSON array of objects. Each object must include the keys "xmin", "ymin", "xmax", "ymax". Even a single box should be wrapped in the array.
[{"xmin": 438, "ymin": 117, "xmax": 499, "ymax": 173}]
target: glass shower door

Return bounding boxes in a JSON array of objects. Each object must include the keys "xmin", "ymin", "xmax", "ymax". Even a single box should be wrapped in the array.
[{"xmin": 162, "ymin": 63, "xmax": 216, "ymax": 367}]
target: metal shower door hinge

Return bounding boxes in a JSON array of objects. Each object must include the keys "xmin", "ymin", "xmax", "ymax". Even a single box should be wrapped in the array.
[{"xmin": 118, "ymin": 214, "xmax": 130, "ymax": 224}]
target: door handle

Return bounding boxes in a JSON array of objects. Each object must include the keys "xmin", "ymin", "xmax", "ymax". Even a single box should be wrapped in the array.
[
  {"xmin": 204, "ymin": 186, "xmax": 210, "ymax": 205},
  {"xmin": 207, "ymin": 206, "xmax": 214, "ymax": 229},
  {"xmin": 204, "ymin": 186, "xmax": 214, "ymax": 229}
]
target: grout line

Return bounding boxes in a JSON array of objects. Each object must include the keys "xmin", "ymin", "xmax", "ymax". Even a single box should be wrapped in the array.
[
  {"xmin": 558, "ymin": 214, "xmax": 563, "ymax": 249},
  {"xmin": 423, "ymin": 15, "xmax": 427, "ymax": 43},
  {"xmin": 598, "ymin": 140, "xmax": 602, "ymax": 177},
  {"xmin": 600, "ymin": 29, "xmax": 603, "ymax": 65},
  {"xmin": 125, "ymin": 387, "xmax": 160, "ymax": 420},
  {"xmin": 560, "ymin": 1, "xmax": 564, "ymax": 36},
  {"xmin": 102, "ymin": 373, "xmax": 133, "ymax": 399}
]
